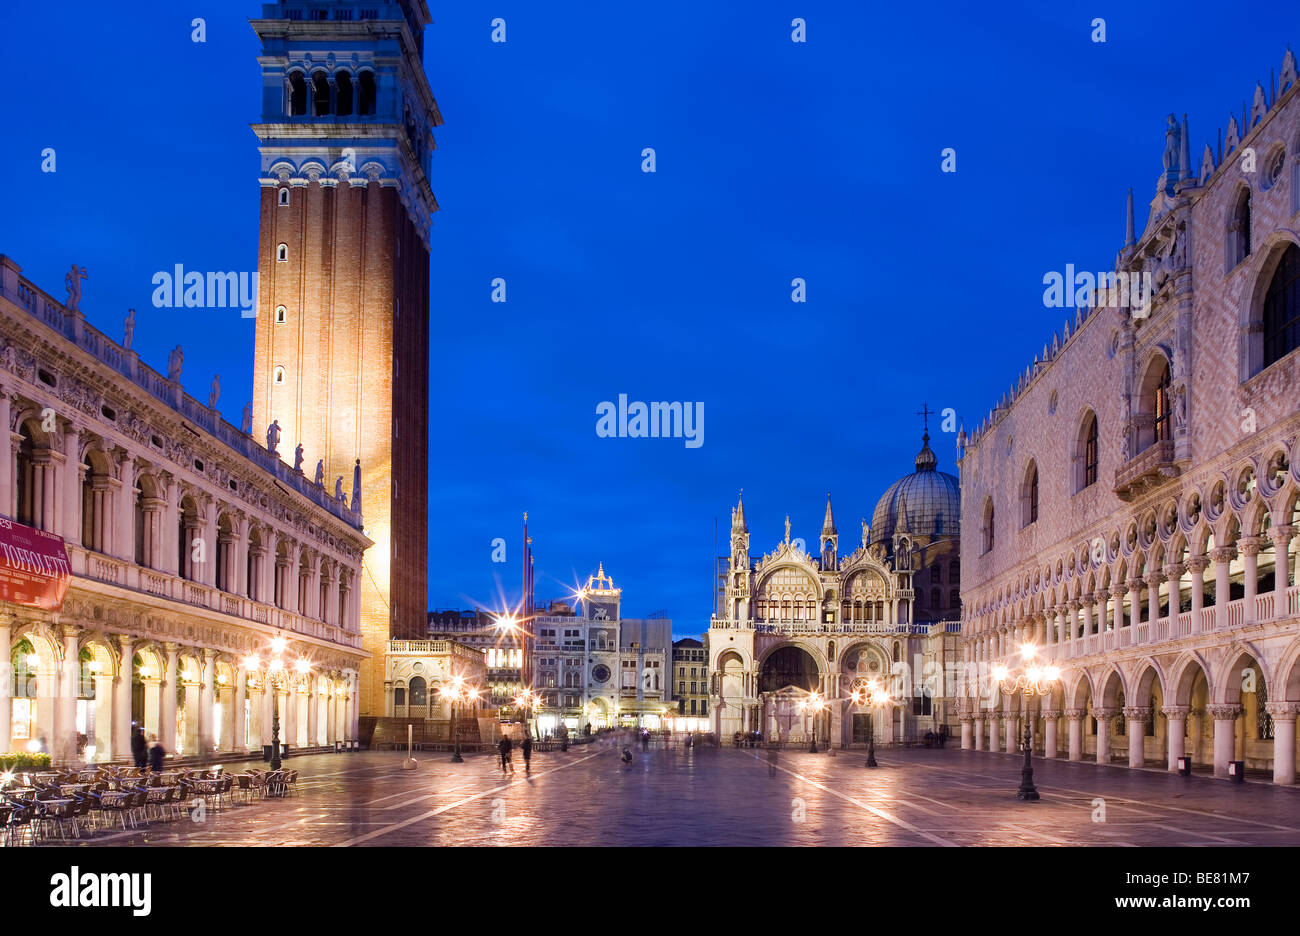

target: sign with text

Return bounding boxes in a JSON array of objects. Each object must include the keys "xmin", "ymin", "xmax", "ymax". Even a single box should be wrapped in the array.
[{"xmin": 0, "ymin": 517, "xmax": 71, "ymax": 611}]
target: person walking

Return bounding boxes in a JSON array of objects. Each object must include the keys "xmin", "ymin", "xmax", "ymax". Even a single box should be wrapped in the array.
[
  {"xmin": 498, "ymin": 734, "xmax": 514, "ymax": 775},
  {"xmin": 147, "ymin": 734, "xmax": 166, "ymax": 773},
  {"xmin": 641, "ymin": 728, "xmax": 650, "ymax": 752},
  {"xmin": 131, "ymin": 726, "xmax": 147, "ymax": 769},
  {"xmin": 521, "ymin": 734, "xmax": 533, "ymax": 775}
]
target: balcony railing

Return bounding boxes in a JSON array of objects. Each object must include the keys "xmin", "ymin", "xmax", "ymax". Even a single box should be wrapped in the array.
[
  {"xmin": 1113, "ymin": 439, "xmax": 1179, "ymax": 501},
  {"xmin": 1039, "ymin": 584, "xmax": 1300, "ymax": 661},
  {"xmin": 73, "ymin": 545, "xmax": 362, "ymax": 651}
]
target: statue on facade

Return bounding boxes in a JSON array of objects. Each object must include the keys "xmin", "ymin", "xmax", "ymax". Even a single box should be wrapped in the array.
[
  {"xmin": 334, "ymin": 477, "xmax": 345, "ymax": 501},
  {"xmin": 1174, "ymin": 385, "xmax": 1187, "ymax": 432},
  {"xmin": 241, "ymin": 401, "xmax": 253, "ymax": 434},
  {"xmin": 167, "ymin": 345, "xmax": 184, "ymax": 382},
  {"xmin": 64, "ymin": 264, "xmax": 87, "ymax": 312},
  {"xmin": 266, "ymin": 419, "xmax": 281, "ymax": 454},
  {"xmin": 350, "ymin": 458, "xmax": 362, "ymax": 513},
  {"xmin": 123, "ymin": 309, "xmax": 135, "ymax": 350},
  {"xmin": 861, "ymin": 518, "xmax": 869, "ymax": 545},
  {"xmin": 314, "ymin": 459, "xmax": 325, "ymax": 487},
  {"xmin": 208, "ymin": 374, "xmax": 221, "ymax": 409},
  {"xmin": 784, "ymin": 515, "xmax": 791, "ymax": 544},
  {"xmin": 293, "ymin": 443, "xmax": 304, "ymax": 472}
]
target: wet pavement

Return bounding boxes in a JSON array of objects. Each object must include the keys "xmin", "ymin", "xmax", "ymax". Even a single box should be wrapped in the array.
[{"xmin": 54, "ymin": 741, "xmax": 1300, "ymax": 846}]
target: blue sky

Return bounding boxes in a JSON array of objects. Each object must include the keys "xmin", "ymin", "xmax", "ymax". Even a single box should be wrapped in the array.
[{"xmin": 1, "ymin": 2, "xmax": 1293, "ymax": 633}]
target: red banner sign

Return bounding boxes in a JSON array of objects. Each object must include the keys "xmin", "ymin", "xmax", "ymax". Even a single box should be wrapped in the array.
[{"xmin": 0, "ymin": 517, "xmax": 72, "ymax": 611}]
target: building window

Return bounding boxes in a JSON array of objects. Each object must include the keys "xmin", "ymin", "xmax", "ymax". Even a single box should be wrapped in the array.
[
  {"xmin": 1263, "ymin": 243, "xmax": 1300, "ymax": 369},
  {"xmin": 982, "ymin": 498, "xmax": 994, "ymax": 554},
  {"xmin": 275, "ymin": 305, "xmax": 286, "ymax": 323},
  {"xmin": 1077, "ymin": 410, "xmax": 1099, "ymax": 488},
  {"xmin": 278, "ymin": 187, "xmax": 290, "ymax": 206},
  {"xmin": 358, "ymin": 71, "xmax": 377, "ymax": 115},
  {"xmin": 273, "ymin": 365, "xmax": 285, "ymax": 385},
  {"xmin": 276, "ymin": 244, "xmax": 288, "ymax": 262},
  {"xmin": 287, "ymin": 72, "xmax": 306, "ymax": 116},
  {"xmin": 1021, "ymin": 460, "xmax": 1038, "ymax": 527},
  {"xmin": 1229, "ymin": 187, "xmax": 1252, "ymax": 268}
]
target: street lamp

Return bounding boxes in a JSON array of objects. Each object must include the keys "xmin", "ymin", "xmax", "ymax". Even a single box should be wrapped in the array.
[
  {"xmin": 991, "ymin": 643, "xmax": 1060, "ymax": 801},
  {"xmin": 850, "ymin": 678, "xmax": 892, "ymax": 768},
  {"xmin": 798, "ymin": 690, "xmax": 827, "ymax": 753},
  {"xmin": 440, "ymin": 676, "xmax": 480, "ymax": 763},
  {"xmin": 244, "ymin": 635, "xmax": 309, "ymax": 773}
]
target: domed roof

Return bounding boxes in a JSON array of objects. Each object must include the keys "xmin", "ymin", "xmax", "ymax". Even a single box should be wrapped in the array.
[{"xmin": 870, "ymin": 433, "xmax": 961, "ymax": 543}]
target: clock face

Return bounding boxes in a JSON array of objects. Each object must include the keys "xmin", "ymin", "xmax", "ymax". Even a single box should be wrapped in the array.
[{"xmin": 591, "ymin": 664, "xmax": 611, "ymax": 684}]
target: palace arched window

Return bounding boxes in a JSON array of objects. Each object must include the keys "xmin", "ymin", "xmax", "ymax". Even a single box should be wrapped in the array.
[
  {"xmin": 1021, "ymin": 461, "xmax": 1039, "ymax": 527},
  {"xmin": 394, "ymin": 686, "xmax": 405, "ymax": 707},
  {"xmin": 278, "ymin": 188, "xmax": 290, "ymax": 207},
  {"xmin": 273, "ymin": 365, "xmax": 286, "ymax": 385},
  {"xmin": 178, "ymin": 495, "xmax": 199, "ymax": 581},
  {"xmin": 1075, "ymin": 410, "xmax": 1099, "ymax": 491},
  {"xmin": 276, "ymin": 244, "xmax": 288, "ymax": 262},
  {"xmin": 358, "ymin": 71, "xmax": 377, "ymax": 115},
  {"xmin": 275, "ymin": 305, "xmax": 286, "ymax": 323},
  {"xmin": 409, "ymin": 676, "xmax": 426, "ymax": 706},
  {"xmin": 336, "ymin": 71, "xmax": 354, "ymax": 116},
  {"xmin": 1263, "ymin": 243, "xmax": 1300, "ymax": 368},
  {"xmin": 287, "ymin": 72, "xmax": 307, "ymax": 116},
  {"xmin": 1136, "ymin": 356, "xmax": 1172, "ymax": 452},
  {"xmin": 1229, "ymin": 187, "xmax": 1252, "ymax": 268},
  {"xmin": 311, "ymin": 72, "xmax": 331, "ymax": 116},
  {"xmin": 981, "ymin": 498, "xmax": 994, "ymax": 554}
]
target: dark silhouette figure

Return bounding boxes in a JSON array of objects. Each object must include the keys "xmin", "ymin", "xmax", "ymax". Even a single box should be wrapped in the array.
[
  {"xmin": 147, "ymin": 735, "xmax": 165, "ymax": 773},
  {"xmin": 521, "ymin": 735, "xmax": 533, "ymax": 774},
  {"xmin": 641, "ymin": 728, "xmax": 650, "ymax": 752},
  {"xmin": 131, "ymin": 727, "xmax": 147, "ymax": 768},
  {"xmin": 621, "ymin": 748, "xmax": 633, "ymax": 763},
  {"xmin": 498, "ymin": 735, "xmax": 514, "ymax": 775}
]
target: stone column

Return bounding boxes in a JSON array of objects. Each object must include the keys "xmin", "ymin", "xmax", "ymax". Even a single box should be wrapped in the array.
[
  {"xmin": 286, "ymin": 677, "xmax": 299, "ymax": 748},
  {"xmin": 1095, "ymin": 588, "xmax": 1110, "ymax": 634},
  {"xmin": 233, "ymin": 665, "xmax": 247, "ymax": 753},
  {"xmin": 0, "ymin": 611, "xmax": 12, "ymax": 747},
  {"xmin": 1125, "ymin": 706, "xmax": 1150, "ymax": 767},
  {"xmin": 58, "ymin": 625, "xmax": 79, "ymax": 762},
  {"xmin": 973, "ymin": 714, "xmax": 984, "ymax": 749},
  {"xmin": 351, "ymin": 673, "xmax": 360, "ymax": 741},
  {"xmin": 1082, "ymin": 595, "xmax": 1096, "ymax": 638},
  {"xmin": 1211, "ymin": 547, "xmax": 1235, "ymax": 627},
  {"xmin": 988, "ymin": 714, "xmax": 1001, "ymax": 752},
  {"xmin": 1163, "ymin": 705, "xmax": 1188, "ymax": 771},
  {"xmin": 325, "ymin": 677, "xmax": 337, "ymax": 743},
  {"xmin": 115, "ymin": 453, "xmax": 136, "ymax": 561},
  {"xmin": 1273, "ymin": 526, "xmax": 1295, "ymax": 593},
  {"xmin": 1208, "ymin": 704, "xmax": 1241, "ymax": 778},
  {"xmin": 199, "ymin": 649, "xmax": 217, "ymax": 756},
  {"xmin": 60, "ymin": 424, "xmax": 82, "ymax": 544},
  {"xmin": 0, "ymin": 389, "xmax": 12, "ymax": 517},
  {"xmin": 160, "ymin": 643, "xmax": 179, "ymax": 752},
  {"xmin": 286, "ymin": 542, "xmax": 301, "ymax": 614},
  {"xmin": 1266, "ymin": 702, "xmax": 1298, "ymax": 785},
  {"xmin": 161, "ymin": 476, "xmax": 180, "ymax": 576},
  {"xmin": 960, "ymin": 714, "xmax": 973, "ymax": 749},
  {"xmin": 114, "ymin": 635, "xmax": 134, "ymax": 758},
  {"xmin": 308, "ymin": 553, "xmax": 322, "ymax": 620},
  {"xmin": 1187, "ymin": 556, "xmax": 1208, "ymax": 631},
  {"xmin": 1126, "ymin": 580, "xmax": 1141, "ymax": 628},
  {"xmin": 1094, "ymin": 708, "xmax": 1115, "ymax": 764},
  {"xmin": 1112, "ymin": 587, "xmax": 1123, "ymax": 631},
  {"xmin": 1144, "ymin": 574, "xmax": 1162, "ymax": 629},
  {"xmin": 1239, "ymin": 537, "xmax": 1260, "ymax": 622},
  {"xmin": 233, "ymin": 516, "xmax": 249, "ymax": 597},
  {"xmin": 1004, "ymin": 710, "xmax": 1017, "ymax": 752},
  {"xmin": 1043, "ymin": 710, "xmax": 1060, "ymax": 757},
  {"xmin": 307, "ymin": 675, "xmax": 318, "ymax": 746},
  {"xmin": 1066, "ymin": 709, "xmax": 1084, "ymax": 761}
]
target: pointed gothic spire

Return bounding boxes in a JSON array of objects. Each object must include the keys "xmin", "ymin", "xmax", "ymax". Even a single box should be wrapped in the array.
[
  {"xmin": 821, "ymin": 493, "xmax": 837, "ymax": 536},
  {"xmin": 350, "ymin": 458, "xmax": 362, "ymax": 514},
  {"xmin": 1126, "ymin": 187, "xmax": 1136, "ymax": 246},
  {"xmin": 732, "ymin": 491, "xmax": 748, "ymax": 534},
  {"xmin": 1200, "ymin": 143, "xmax": 1215, "ymax": 185}
]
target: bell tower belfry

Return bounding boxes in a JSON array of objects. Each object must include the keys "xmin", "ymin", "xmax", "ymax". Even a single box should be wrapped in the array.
[{"xmin": 249, "ymin": 0, "xmax": 441, "ymax": 717}]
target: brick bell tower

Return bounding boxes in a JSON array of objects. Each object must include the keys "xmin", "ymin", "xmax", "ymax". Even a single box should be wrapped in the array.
[{"xmin": 250, "ymin": 0, "xmax": 438, "ymax": 718}]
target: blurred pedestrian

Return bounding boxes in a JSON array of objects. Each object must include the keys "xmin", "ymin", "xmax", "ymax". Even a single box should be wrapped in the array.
[
  {"xmin": 498, "ymin": 735, "xmax": 514, "ymax": 775},
  {"xmin": 147, "ymin": 734, "xmax": 165, "ymax": 773},
  {"xmin": 521, "ymin": 734, "xmax": 533, "ymax": 774},
  {"xmin": 131, "ymin": 725, "xmax": 147, "ymax": 768}
]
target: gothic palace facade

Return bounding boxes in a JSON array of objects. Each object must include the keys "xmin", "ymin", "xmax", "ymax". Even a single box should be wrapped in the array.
[{"xmin": 959, "ymin": 48, "xmax": 1300, "ymax": 783}]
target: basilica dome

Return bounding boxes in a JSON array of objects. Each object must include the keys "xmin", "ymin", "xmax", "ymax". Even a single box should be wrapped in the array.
[{"xmin": 870, "ymin": 433, "xmax": 961, "ymax": 543}]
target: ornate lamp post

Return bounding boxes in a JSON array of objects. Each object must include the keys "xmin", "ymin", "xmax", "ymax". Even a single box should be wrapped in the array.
[
  {"xmin": 441, "ymin": 676, "xmax": 480, "ymax": 763},
  {"xmin": 850, "ymin": 678, "xmax": 892, "ymax": 768},
  {"xmin": 991, "ymin": 644, "xmax": 1060, "ymax": 801},
  {"xmin": 244, "ymin": 635, "xmax": 310, "ymax": 774},
  {"xmin": 799, "ymin": 690, "xmax": 827, "ymax": 753}
]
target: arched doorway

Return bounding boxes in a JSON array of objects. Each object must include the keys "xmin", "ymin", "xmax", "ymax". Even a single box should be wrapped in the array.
[{"xmin": 758, "ymin": 646, "xmax": 823, "ymax": 746}]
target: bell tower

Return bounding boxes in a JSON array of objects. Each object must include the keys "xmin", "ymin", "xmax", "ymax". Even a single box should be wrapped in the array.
[{"xmin": 250, "ymin": 0, "xmax": 440, "ymax": 717}]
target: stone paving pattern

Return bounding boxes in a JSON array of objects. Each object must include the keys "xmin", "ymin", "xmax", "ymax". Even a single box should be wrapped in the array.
[{"xmin": 57, "ymin": 741, "xmax": 1300, "ymax": 847}]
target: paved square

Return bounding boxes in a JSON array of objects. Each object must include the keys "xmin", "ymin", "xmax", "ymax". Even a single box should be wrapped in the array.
[{"xmin": 59, "ymin": 742, "xmax": 1300, "ymax": 847}]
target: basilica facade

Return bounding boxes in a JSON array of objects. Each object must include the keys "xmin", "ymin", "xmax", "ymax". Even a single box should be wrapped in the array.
[
  {"xmin": 708, "ymin": 436, "xmax": 963, "ymax": 748},
  {"xmin": 958, "ymin": 48, "xmax": 1300, "ymax": 783}
]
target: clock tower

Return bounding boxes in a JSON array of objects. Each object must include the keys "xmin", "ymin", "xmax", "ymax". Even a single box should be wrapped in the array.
[{"xmin": 249, "ymin": 0, "xmax": 440, "ymax": 717}]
